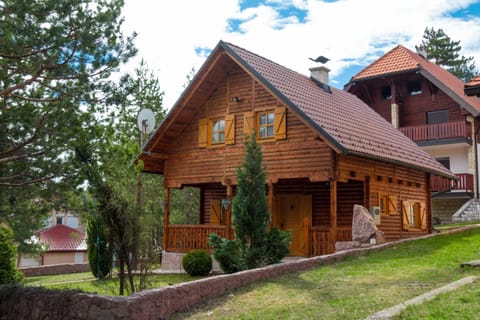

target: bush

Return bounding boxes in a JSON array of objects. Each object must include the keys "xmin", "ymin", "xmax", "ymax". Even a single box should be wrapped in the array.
[
  {"xmin": 209, "ymin": 234, "xmax": 247, "ymax": 274},
  {"xmin": 0, "ymin": 223, "xmax": 23, "ymax": 285},
  {"xmin": 182, "ymin": 250, "xmax": 213, "ymax": 276},
  {"xmin": 264, "ymin": 228, "xmax": 291, "ymax": 265}
]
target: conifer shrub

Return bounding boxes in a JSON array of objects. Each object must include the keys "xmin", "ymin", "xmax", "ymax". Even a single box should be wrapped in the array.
[
  {"xmin": 182, "ymin": 250, "xmax": 212, "ymax": 276},
  {"xmin": 0, "ymin": 223, "xmax": 23, "ymax": 285},
  {"xmin": 87, "ymin": 214, "xmax": 112, "ymax": 279},
  {"xmin": 209, "ymin": 133, "xmax": 291, "ymax": 273}
]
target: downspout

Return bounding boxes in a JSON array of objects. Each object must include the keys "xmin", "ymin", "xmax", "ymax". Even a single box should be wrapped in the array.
[{"xmin": 474, "ymin": 117, "xmax": 479, "ymax": 199}]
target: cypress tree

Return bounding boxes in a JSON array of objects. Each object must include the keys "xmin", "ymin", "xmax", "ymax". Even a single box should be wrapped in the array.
[
  {"xmin": 0, "ymin": 223, "xmax": 23, "ymax": 285},
  {"xmin": 87, "ymin": 214, "xmax": 112, "ymax": 279},
  {"xmin": 210, "ymin": 133, "xmax": 291, "ymax": 272}
]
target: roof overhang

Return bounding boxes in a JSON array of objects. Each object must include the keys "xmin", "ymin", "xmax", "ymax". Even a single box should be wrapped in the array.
[{"xmin": 419, "ymin": 68, "xmax": 480, "ymax": 117}]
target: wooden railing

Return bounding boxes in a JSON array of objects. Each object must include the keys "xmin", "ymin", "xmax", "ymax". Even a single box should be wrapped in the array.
[
  {"xmin": 399, "ymin": 121, "xmax": 471, "ymax": 142},
  {"xmin": 309, "ymin": 226, "xmax": 351, "ymax": 256},
  {"xmin": 430, "ymin": 173, "xmax": 474, "ymax": 193},
  {"xmin": 166, "ymin": 223, "xmax": 353, "ymax": 257},
  {"xmin": 164, "ymin": 224, "xmax": 233, "ymax": 253}
]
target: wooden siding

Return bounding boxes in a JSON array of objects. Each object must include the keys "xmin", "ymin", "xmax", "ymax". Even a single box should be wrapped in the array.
[
  {"xmin": 339, "ymin": 154, "xmax": 430, "ymax": 240},
  {"xmin": 163, "ymin": 65, "xmax": 332, "ymax": 188},
  {"xmin": 353, "ymin": 75, "xmax": 465, "ymax": 128}
]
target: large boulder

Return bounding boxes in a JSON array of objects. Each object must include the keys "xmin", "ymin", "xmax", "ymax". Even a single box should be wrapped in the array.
[{"xmin": 352, "ymin": 205, "xmax": 384, "ymax": 243}]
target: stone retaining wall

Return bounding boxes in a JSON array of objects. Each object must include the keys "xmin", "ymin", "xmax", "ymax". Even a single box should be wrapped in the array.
[
  {"xmin": 2, "ymin": 226, "xmax": 478, "ymax": 320},
  {"xmin": 20, "ymin": 263, "xmax": 90, "ymax": 277}
]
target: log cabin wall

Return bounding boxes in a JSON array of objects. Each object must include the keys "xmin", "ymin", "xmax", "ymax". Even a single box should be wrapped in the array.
[
  {"xmin": 339, "ymin": 154, "xmax": 430, "ymax": 241},
  {"xmin": 273, "ymin": 179, "xmax": 363, "ymax": 227},
  {"xmin": 201, "ymin": 184, "xmax": 227, "ymax": 224},
  {"xmin": 163, "ymin": 64, "xmax": 333, "ymax": 189}
]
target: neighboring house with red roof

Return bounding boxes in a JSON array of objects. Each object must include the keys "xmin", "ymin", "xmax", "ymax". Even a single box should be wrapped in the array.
[
  {"xmin": 18, "ymin": 210, "xmax": 88, "ymax": 267},
  {"xmin": 465, "ymin": 75, "xmax": 480, "ymax": 97},
  {"xmin": 345, "ymin": 45, "xmax": 480, "ymax": 224},
  {"xmin": 139, "ymin": 41, "xmax": 454, "ymax": 269},
  {"xmin": 37, "ymin": 224, "xmax": 88, "ymax": 266}
]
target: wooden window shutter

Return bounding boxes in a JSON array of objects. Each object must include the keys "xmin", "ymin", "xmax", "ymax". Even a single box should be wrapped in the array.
[
  {"xmin": 388, "ymin": 195, "xmax": 397, "ymax": 215},
  {"xmin": 210, "ymin": 199, "xmax": 221, "ymax": 224},
  {"xmin": 274, "ymin": 106, "xmax": 287, "ymax": 140},
  {"xmin": 401, "ymin": 201, "xmax": 410, "ymax": 231},
  {"xmin": 244, "ymin": 111, "xmax": 255, "ymax": 138},
  {"xmin": 419, "ymin": 202, "xmax": 427, "ymax": 230},
  {"xmin": 225, "ymin": 114, "xmax": 235, "ymax": 145},
  {"xmin": 198, "ymin": 118, "xmax": 208, "ymax": 148}
]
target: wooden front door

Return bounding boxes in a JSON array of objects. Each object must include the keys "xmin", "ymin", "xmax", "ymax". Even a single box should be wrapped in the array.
[{"xmin": 275, "ymin": 194, "xmax": 312, "ymax": 256}]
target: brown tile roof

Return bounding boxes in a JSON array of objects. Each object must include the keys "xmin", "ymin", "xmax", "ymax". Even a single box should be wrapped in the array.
[
  {"xmin": 222, "ymin": 41, "xmax": 454, "ymax": 178},
  {"xmin": 39, "ymin": 224, "xmax": 86, "ymax": 252},
  {"xmin": 350, "ymin": 45, "xmax": 480, "ymax": 115}
]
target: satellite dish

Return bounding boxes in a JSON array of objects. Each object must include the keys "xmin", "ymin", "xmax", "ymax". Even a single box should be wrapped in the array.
[{"xmin": 137, "ymin": 108, "xmax": 155, "ymax": 134}]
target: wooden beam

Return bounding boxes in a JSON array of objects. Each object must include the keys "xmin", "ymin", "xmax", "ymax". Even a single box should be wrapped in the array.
[
  {"xmin": 329, "ymin": 180, "xmax": 337, "ymax": 253},
  {"xmin": 268, "ymin": 182, "xmax": 274, "ymax": 227},
  {"xmin": 162, "ymin": 187, "xmax": 171, "ymax": 251},
  {"xmin": 226, "ymin": 184, "xmax": 233, "ymax": 239},
  {"xmin": 425, "ymin": 173, "xmax": 432, "ymax": 233}
]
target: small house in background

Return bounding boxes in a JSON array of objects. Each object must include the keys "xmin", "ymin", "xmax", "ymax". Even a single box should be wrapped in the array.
[
  {"xmin": 139, "ymin": 41, "xmax": 454, "ymax": 270},
  {"xmin": 37, "ymin": 224, "xmax": 87, "ymax": 265},
  {"xmin": 18, "ymin": 209, "xmax": 87, "ymax": 267},
  {"xmin": 345, "ymin": 45, "xmax": 480, "ymax": 224},
  {"xmin": 465, "ymin": 76, "xmax": 480, "ymax": 97}
]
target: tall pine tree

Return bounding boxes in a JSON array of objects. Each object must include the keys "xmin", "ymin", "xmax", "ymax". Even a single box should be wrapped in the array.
[{"xmin": 420, "ymin": 27, "xmax": 478, "ymax": 81}]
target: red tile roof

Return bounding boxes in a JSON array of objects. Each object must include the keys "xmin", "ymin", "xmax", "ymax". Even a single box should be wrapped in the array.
[
  {"xmin": 222, "ymin": 42, "xmax": 454, "ymax": 178},
  {"xmin": 466, "ymin": 75, "xmax": 480, "ymax": 87},
  {"xmin": 349, "ymin": 45, "xmax": 480, "ymax": 116},
  {"xmin": 465, "ymin": 75, "xmax": 480, "ymax": 96},
  {"xmin": 39, "ymin": 224, "xmax": 86, "ymax": 252}
]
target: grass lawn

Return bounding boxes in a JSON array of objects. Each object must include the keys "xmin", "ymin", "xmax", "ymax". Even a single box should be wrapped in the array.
[
  {"xmin": 393, "ymin": 280, "xmax": 480, "ymax": 320},
  {"xmin": 169, "ymin": 227, "xmax": 480, "ymax": 320},
  {"xmin": 24, "ymin": 271, "xmax": 205, "ymax": 296}
]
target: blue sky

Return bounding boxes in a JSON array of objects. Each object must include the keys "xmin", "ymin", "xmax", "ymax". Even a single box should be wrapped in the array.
[{"xmin": 122, "ymin": 0, "xmax": 480, "ymax": 109}]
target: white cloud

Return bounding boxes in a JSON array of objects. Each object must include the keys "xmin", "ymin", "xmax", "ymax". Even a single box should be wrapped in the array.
[{"xmin": 121, "ymin": 0, "xmax": 480, "ymax": 110}]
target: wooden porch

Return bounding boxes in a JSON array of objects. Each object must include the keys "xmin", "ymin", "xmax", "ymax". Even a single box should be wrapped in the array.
[
  {"xmin": 398, "ymin": 121, "xmax": 472, "ymax": 143},
  {"xmin": 163, "ymin": 223, "xmax": 352, "ymax": 257}
]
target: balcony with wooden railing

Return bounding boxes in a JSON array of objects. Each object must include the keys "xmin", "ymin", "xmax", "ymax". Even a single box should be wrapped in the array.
[
  {"xmin": 430, "ymin": 173, "xmax": 474, "ymax": 193},
  {"xmin": 399, "ymin": 121, "xmax": 472, "ymax": 143}
]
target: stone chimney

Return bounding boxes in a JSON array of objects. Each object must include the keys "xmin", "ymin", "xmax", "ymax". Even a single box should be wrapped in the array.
[{"xmin": 310, "ymin": 66, "xmax": 330, "ymax": 84}]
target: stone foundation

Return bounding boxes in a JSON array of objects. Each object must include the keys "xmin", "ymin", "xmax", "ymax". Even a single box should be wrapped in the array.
[
  {"xmin": 20, "ymin": 263, "xmax": 90, "ymax": 277},
  {"xmin": 432, "ymin": 197, "xmax": 469, "ymax": 224},
  {"xmin": 161, "ymin": 251, "xmax": 221, "ymax": 273}
]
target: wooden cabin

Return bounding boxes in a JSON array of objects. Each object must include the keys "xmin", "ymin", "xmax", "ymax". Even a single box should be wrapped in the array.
[
  {"xmin": 345, "ymin": 45, "xmax": 480, "ymax": 223},
  {"xmin": 139, "ymin": 41, "xmax": 454, "ymax": 266}
]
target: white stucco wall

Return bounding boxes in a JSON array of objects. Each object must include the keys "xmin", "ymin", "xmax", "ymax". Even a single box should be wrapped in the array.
[{"xmin": 423, "ymin": 143, "xmax": 470, "ymax": 174}]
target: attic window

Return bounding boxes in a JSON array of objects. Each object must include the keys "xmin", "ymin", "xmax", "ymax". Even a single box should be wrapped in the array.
[
  {"xmin": 381, "ymin": 86, "xmax": 391, "ymax": 100},
  {"xmin": 212, "ymin": 118, "xmax": 225, "ymax": 144},
  {"xmin": 407, "ymin": 81, "xmax": 422, "ymax": 95},
  {"xmin": 258, "ymin": 111, "xmax": 275, "ymax": 139}
]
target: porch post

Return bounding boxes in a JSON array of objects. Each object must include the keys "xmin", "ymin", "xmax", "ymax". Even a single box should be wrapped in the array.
[
  {"xmin": 426, "ymin": 173, "xmax": 432, "ymax": 233},
  {"xmin": 226, "ymin": 184, "xmax": 233, "ymax": 239},
  {"xmin": 268, "ymin": 181, "xmax": 274, "ymax": 226},
  {"xmin": 390, "ymin": 81, "xmax": 399, "ymax": 128},
  {"xmin": 162, "ymin": 187, "xmax": 170, "ymax": 251},
  {"xmin": 329, "ymin": 180, "xmax": 337, "ymax": 253}
]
